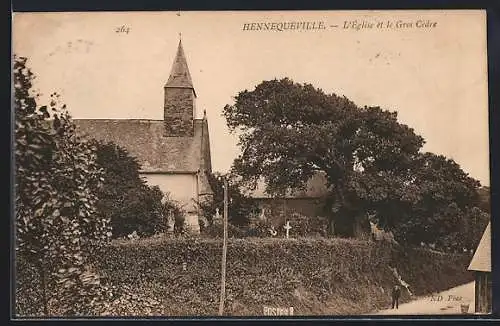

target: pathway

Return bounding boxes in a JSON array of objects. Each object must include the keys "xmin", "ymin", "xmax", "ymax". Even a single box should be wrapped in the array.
[{"xmin": 374, "ymin": 282, "xmax": 475, "ymax": 315}]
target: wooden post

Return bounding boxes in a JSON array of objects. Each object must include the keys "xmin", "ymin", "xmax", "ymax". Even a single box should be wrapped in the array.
[
  {"xmin": 218, "ymin": 177, "xmax": 228, "ymax": 316},
  {"xmin": 283, "ymin": 199, "xmax": 286, "ymax": 224},
  {"xmin": 39, "ymin": 262, "xmax": 48, "ymax": 316},
  {"xmin": 195, "ymin": 171, "xmax": 200, "ymax": 233}
]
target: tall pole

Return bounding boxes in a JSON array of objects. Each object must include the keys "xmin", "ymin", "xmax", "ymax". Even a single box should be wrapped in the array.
[{"xmin": 219, "ymin": 177, "xmax": 228, "ymax": 316}]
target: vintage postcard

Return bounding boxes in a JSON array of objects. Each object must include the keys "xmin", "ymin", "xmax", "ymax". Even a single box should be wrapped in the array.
[{"xmin": 12, "ymin": 10, "xmax": 491, "ymax": 318}]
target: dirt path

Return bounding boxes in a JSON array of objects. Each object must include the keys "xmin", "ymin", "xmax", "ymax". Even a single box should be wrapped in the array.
[{"xmin": 374, "ymin": 282, "xmax": 475, "ymax": 315}]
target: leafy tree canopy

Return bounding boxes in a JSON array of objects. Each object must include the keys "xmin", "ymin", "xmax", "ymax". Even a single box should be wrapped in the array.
[
  {"xmin": 93, "ymin": 141, "xmax": 167, "ymax": 238},
  {"xmin": 14, "ymin": 55, "xmax": 111, "ymax": 315},
  {"xmin": 223, "ymin": 78, "xmax": 486, "ymax": 246},
  {"xmin": 224, "ymin": 78, "xmax": 424, "ymax": 236}
]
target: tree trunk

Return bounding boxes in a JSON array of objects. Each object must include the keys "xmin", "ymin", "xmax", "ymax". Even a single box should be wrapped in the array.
[
  {"xmin": 327, "ymin": 181, "xmax": 371, "ymax": 239},
  {"xmin": 330, "ymin": 185, "xmax": 354, "ymax": 238},
  {"xmin": 38, "ymin": 262, "xmax": 49, "ymax": 316},
  {"xmin": 331, "ymin": 207, "xmax": 370, "ymax": 239},
  {"xmin": 327, "ymin": 217, "xmax": 335, "ymax": 237}
]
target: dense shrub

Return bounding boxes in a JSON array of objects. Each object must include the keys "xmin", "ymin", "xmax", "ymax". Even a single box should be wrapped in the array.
[
  {"xmin": 14, "ymin": 55, "xmax": 111, "ymax": 317},
  {"xmin": 245, "ymin": 218, "xmax": 276, "ymax": 238},
  {"xmin": 239, "ymin": 213, "xmax": 329, "ymax": 238},
  {"xmin": 201, "ymin": 222, "xmax": 247, "ymax": 238},
  {"xmin": 75, "ymin": 237, "xmax": 474, "ymax": 316},
  {"xmin": 162, "ymin": 198, "xmax": 186, "ymax": 236},
  {"xmin": 395, "ymin": 204, "xmax": 490, "ymax": 253},
  {"xmin": 199, "ymin": 172, "xmax": 260, "ymax": 227},
  {"xmin": 285, "ymin": 213, "xmax": 328, "ymax": 238},
  {"xmin": 94, "ymin": 141, "xmax": 177, "ymax": 238}
]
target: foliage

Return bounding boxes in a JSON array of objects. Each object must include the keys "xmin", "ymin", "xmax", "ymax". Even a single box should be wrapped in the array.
[
  {"xmin": 223, "ymin": 78, "xmax": 486, "ymax": 249},
  {"xmin": 286, "ymin": 213, "xmax": 328, "ymax": 238},
  {"xmin": 223, "ymin": 78, "xmax": 424, "ymax": 237},
  {"xmin": 464, "ymin": 207, "xmax": 490, "ymax": 250},
  {"xmin": 389, "ymin": 153, "xmax": 485, "ymax": 251},
  {"xmin": 161, "ymin": 196, "xmax": 186, "ymax": 236},
  {"xmin": 94, "ymin": 141, "xmax": 168, "ymax": 238},
  {"xmin": 201, "ymin": 222, "xmax": 247, "ymax": 238},
  {"xmin": 245, "ymin": 218, "xmax": 277, "ymax": 238},
  {"xmin": 244, "ymin": 213, "xmax": 328, "ymax": 238},
  {"xmin": 396, "ymin": 204, "xmax": 489, "ymax": 253},
  {"xmin": 476, "ymin": 186, "xmax": 490, "ymax": 214},
  {"xmin": 412, "ymin": 153, "xmax": 481, "ymax": 213},
  {"xmin": 199, "ymin": 172, "xmax": 259, "ymax": 227},
  {"xmin": 14, "ymin": 55, "xmax": 111, "ymax": 316},
  {"xmin": 55, "ymin": 236, "xmax": 473, "ymax": 316}
]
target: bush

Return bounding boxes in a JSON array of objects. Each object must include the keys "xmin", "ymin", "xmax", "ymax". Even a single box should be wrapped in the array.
[
  {"xmin": 245, "ymin": 218, "xmax": 277, "ymax": 238},
  {"xmin": 395, "ymin": 203, "xmax": 490, "ymax": 253},
  {"xmin": 77, "ymin": 237, "xmax": 474, "ymax": 316},
  {"xmin": 94, "ymin": 141, "xmax": 173, "ymax": 238},
  {"xmin": 201, "ymin": 223, "xmax": 246, "ymax": 238},
  {"xmin": 14, "ymin": 55, "xmax": 111, "ymax": 317},
  {"xmin": 199, "ymin": 172, "xmax": 260, "ymax": 227},
  {"xmin": 243, "ymin": 213, "xmax": 328, "ymax": 238},
  {"xmin": 161, "ymin": 198, "xmax": 185, "ymax": 236},
  {"xmin": 17, "ymin": 235, "xmax": 474, "ymax": 316},
  {"xmin": 286, "ymin": 213, "xmax": 328, "ymax": 237}
]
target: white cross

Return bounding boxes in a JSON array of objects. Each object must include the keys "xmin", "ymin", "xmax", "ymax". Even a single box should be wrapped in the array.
[{"xmin": 283, "ymin": 221, "xmax": 292, "ymax": 239}]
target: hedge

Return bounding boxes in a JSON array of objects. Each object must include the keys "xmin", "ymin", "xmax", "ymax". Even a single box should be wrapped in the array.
[{"xmin": 45, "ymin": 237, "xmax": 475, "ymax": 316}]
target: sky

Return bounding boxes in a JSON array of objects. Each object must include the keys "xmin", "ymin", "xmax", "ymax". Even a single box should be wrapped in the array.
[{"xmin": 12, "ymin": 10, "xmax": 490, "ymax": 186}]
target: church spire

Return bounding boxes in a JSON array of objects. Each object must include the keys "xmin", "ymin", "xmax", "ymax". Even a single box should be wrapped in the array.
[
  {"xmin": 163, "ymin": 37, "xmax": 196, "ymax": 137},
  {"xmin": 165, "ymin": 37, "xmax": 196, "ymax": 97}
]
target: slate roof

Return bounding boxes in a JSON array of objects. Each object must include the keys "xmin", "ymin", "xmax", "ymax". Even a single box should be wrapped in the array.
[
  {"xmin": 468, "ymin": 222, "xmax": 491, "ymax": 272},
  {"xmin": 74, "ymin": 118, "xmax": 206, "ymax": 173},
  {"xmin": 244, "ymin": 172, "xmax": 330, "ymax": 199},
  {"xmin": 165, "ymin": 39, "xmax": 196, "ymax": 96}
]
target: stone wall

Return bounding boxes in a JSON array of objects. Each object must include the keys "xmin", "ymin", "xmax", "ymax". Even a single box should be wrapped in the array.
[{"xmin": 164, "ymin": 87, "xmax": 195, "ymax": 137}]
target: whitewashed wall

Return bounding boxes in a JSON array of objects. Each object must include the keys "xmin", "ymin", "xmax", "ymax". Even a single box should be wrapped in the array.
[{"xmin": 141, "ymin": 173, "xmax": 200, "ymax": 233}]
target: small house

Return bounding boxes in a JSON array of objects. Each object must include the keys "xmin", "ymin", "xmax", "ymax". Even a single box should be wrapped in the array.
[
  {"xmin": 243, "ymin": 172, "xmax": 330, "ymax": 226},
  {"xmin": 467, "ymin": 222, "xmax": 491, "ymax": 314},
  {"xmin": 243, "ymin": 172, "xmax": 371, "ymax": 239}
]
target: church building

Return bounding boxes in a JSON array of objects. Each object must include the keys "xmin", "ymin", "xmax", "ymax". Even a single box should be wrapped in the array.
[{"xmin": 74, "ymin": 39, "xmax": 213, "ymax": 234}]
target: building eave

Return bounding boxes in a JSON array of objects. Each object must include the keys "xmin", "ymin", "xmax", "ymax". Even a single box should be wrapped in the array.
[
  {"xmin": 164, "ymin": 85, "xmax": 197, "ymax": 98},
  {"xmin": 468, "ymin": 222, "xmax": 491, "ymax": 272},
  {"xmin": 139, "ymin": 170, "xmax": 198, "ymax": 175}
]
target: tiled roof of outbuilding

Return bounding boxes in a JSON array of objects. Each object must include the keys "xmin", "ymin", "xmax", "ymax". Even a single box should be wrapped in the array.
[
  {"xmin": 244, "ymin": 172, "xmax": 330, "ymax": 199},
  {"xmin": 468, "ymin": 222, "xmax": 491, "ymax": 272}
]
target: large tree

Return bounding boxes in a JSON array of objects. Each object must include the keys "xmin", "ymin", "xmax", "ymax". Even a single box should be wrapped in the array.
[
  {"xmin": 94, "ymin": 141, "xmax": 166, "ymax": 238},
  {"xmin": 14, "ymin": 55, "xmax": 111, "ymax": 316},
  {"xmin": 223, "ymin": 78, "xmax": 483, "ymax": 241}
]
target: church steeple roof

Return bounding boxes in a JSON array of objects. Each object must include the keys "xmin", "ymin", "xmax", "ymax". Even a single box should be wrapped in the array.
[{"xmin": 165, "ymin": 38, "xmax": 196, "ymax": 96}]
